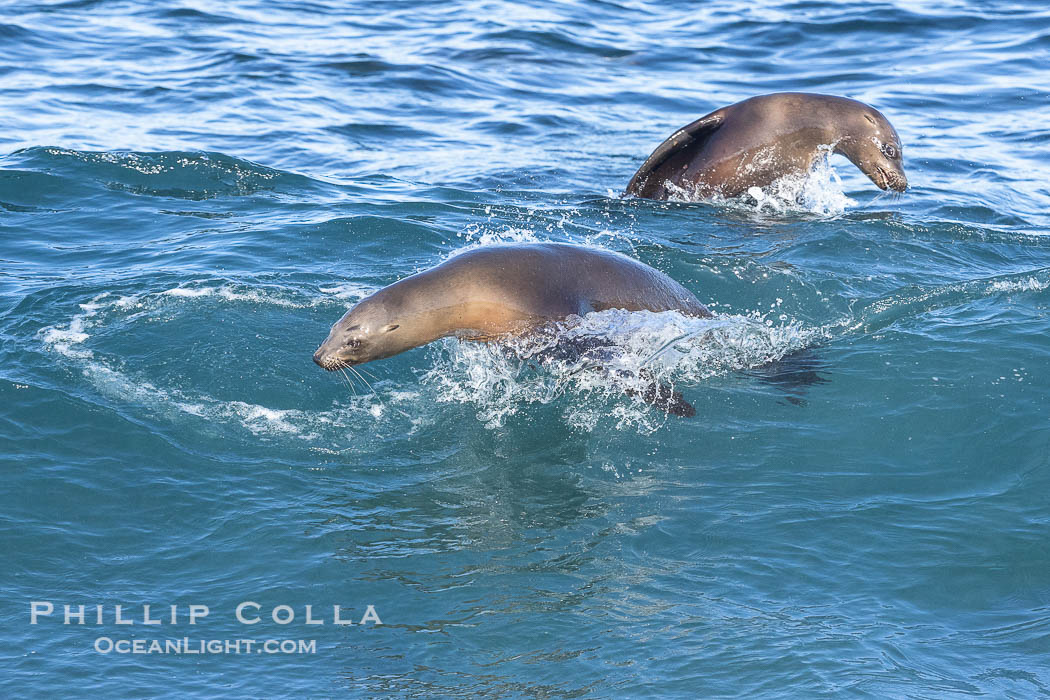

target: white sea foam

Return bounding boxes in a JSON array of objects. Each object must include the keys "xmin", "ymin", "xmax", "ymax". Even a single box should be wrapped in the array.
[
  {"xmin": 40, "ymin": 320, "xmax": 94, "ymax": 359},
  {"xmin": 988, "ymin": 277, "xmax": 1049, "ymax": 293},
  {"xmin": 318, "ymin": 282, "xmax": 375, "ymax": 300},
  {"xmin": 163, "ymin": 287, "xmax": 214, "ymax": 298},
  {"xmin": 160, "ymin": 283, "xmax": 370, "ymax": 308},
  {"xmin": 39, "ymin": 293, "xmax": 110, "ymax": 359},
  {"xmin": 455, "ymin": 222, "xmax": 638, "ymax": 260},
  {"xmin": 70, "ymin": 349, "xmax": 414, "ymax": 440}
]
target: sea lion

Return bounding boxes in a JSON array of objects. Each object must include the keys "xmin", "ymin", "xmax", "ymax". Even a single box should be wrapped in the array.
[
  {"xmin": 313, "ymin": 243, "xmax": 712, "ymax": 415},
  {"xmin": 625, "ymin": 92, "xmax": 907, "ymax": 200}
]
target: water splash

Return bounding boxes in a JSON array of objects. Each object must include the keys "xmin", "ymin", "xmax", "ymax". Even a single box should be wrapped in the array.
[
  {"xmin": 422, "ymin": 309, "xmax": 826, "ymax": 432},
  {"xmin": 42, "ymin": 263, "xmax": 1049, "ymax": 439},
  {"xmin": 663, "ymin": 151, "xmax": 856, "ymax": 217}
]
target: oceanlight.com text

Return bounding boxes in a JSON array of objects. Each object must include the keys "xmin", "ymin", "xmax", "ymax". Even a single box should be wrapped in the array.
[{"xmin": 94, "ymin": 637, "xmax": 317, "ymax": 654}]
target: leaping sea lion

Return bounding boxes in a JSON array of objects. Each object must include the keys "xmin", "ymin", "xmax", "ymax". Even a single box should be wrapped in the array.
[
  {"xmin": 313, "ymin": 243, "xmax": 713, "ymax": 415},
  {"xmin": 625, "ymin": 92, "xmax": 908, "ymax": 200}
]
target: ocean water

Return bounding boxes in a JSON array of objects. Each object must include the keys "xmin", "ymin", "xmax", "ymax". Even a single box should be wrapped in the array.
[{"xmin": 4, "ymin": 0, "xmax": 1050, "ymax": 696}]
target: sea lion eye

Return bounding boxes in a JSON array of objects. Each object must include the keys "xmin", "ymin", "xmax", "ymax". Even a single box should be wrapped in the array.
[
  {"xmin": 384, "ymin": 324, "xmax": 400, "ymax": 332},
  {"xmin": 882, "ymin": 143, "xmax": 898, "ymax": 159},
  {"xmin": 343, "ymin": 339, "xmax": 361, "ymax": 349}
]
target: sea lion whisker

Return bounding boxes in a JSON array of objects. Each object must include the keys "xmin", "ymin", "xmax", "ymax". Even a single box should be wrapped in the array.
[
  {"xmin": 355, "ymin": 366, "xmax": 379, "ymax": 382},
  {"xmin": 349, "ymin": 365, "xmax": 377, "ymax": 396},
  {"xmin": 350, "ymin": 364, "xmax": 386, "ymax": 409},
  {"xmin": 346, "ymin": 364, "xmax": 365, "ymax": 389},
  {"xmin": 339, "ymin": 368, "xmax": 358, "ymax": 397},
  {"xmin": 335, "ymin": 370, "xmax": 350, "ymax": 393},
  {"xmin": 868, "ymin": 190, "xmax": 888, "ymax": 207},
  {"xmin": 346, "ymin": 369, "xmax": 363, "ymax": 396}
]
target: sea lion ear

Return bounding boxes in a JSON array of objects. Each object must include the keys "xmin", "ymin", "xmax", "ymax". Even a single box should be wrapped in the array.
[
  {"xmin": 625, "ymin": 111, "xmax": 725, "ymax": 196},
  {"xmin": 383, "ymin": 324, "xmax": 400, "ymax": 332}
]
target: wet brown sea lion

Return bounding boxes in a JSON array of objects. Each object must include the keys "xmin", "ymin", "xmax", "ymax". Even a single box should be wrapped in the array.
[
  {"xmin": 313, "ymin": 243, "xmax": 712, "ymax": 415},
  {"xmin": 625, "ymin": 92, "xmax": 907, "ymax": 200}
]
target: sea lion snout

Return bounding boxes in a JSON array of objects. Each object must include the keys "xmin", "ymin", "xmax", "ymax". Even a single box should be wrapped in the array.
[
  {"xmin": 887, "ymin": 168, "xmax": 908, "ymax": 192},
  {"xmin": 871, "ymin": 163, "xmax": 907, "ymax": 192},
  {"xmin": 313, "ymin": 335, "xmax": 366, "ymax": 370},
  {"xmin": 313, "ymin": 332, "xmax": 357, "ymax": 370},
  {"xmin": 312, "ymin": 347, "xmax": 331, "ymax": 369},
  {"xmin": 313, "ymin": 345, "xmax": 344, "ymax": 371}
]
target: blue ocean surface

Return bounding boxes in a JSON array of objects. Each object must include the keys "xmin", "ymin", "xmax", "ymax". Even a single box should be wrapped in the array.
[{"xmin": 3, "ymin": 0, "xmax": 1050, "ymax": 696}]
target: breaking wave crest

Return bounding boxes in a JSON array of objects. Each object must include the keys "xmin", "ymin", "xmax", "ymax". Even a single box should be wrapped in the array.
[{"xmin": 38, "ymin": 285, "xmax": 828, "ymax": 437}]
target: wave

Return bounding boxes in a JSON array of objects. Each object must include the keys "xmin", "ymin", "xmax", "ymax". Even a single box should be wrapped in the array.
[
  {"xmin": 845, "ymin": 268, "xmax": 1050, "ymax": 335},
  {"xmin": 36, "ymin": 277, "xmax": 825, "ymax": 436},
  {"xmin": 6, "ymin": 147, "xmax": 316, "ymax": 201}
]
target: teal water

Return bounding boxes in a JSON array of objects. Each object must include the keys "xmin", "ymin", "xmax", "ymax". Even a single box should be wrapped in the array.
[{"xmin": 4, "ymin": 1, "xmax": 1050, "ymax": 696}]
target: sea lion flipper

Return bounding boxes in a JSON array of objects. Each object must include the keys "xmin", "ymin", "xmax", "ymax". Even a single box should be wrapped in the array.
[
  {"xmin": 744, "ymin": 348, "xmax": 829, "ymax": 406},
  {"xmin": 635, "ymin": 369, "xmax": 695, "ymax": 418},
  {"xmin": 625, "ymin": 111, "xmax": 725, "ymax": 197}
]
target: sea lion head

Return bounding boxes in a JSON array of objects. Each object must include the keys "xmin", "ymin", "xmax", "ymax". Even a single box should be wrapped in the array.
[
  {"xmin": 312, "ymin": 291, "xmax": 411, "ymax": 370},
  {"xmin": 834, "ymin": 104, "xmax": 908, "ymax": 192}
]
